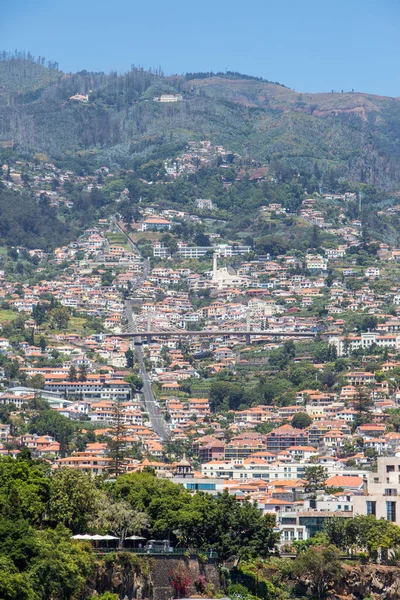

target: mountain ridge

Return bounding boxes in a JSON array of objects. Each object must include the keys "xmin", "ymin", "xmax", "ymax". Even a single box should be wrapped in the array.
[{"xmin": 1, "ymin": 57, "xmax": 400, "ymax": 188}]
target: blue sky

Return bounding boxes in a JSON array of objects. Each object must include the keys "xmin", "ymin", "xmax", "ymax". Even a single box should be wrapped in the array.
[{"xmin": 3, "ymin": 0, "xmax": 400, "ymax": 96}]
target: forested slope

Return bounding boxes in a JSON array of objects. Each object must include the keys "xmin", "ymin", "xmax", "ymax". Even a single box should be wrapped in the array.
[
  {"xmin": 1, "ymin": 55, "xmax": 400, "ymax": 187},
  {"xmin": 0, "ymin": 184, "xmax": 77, "ymax": 250}
]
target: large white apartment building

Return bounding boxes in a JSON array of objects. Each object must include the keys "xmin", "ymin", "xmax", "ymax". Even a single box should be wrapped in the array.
[
  {"xmin": 353, "ymin": 457, "xmax": 400, "ymax": 524},
  {"xmin": 329, "ymin": 331, "xmax": 400, "ymax": 357},
  {"xmin": 201, "ymin": 458, "xmax": 367, "ymax": 482},
  {"xmin": 153, "ymin": 242, "xmax": 252, "ymax": 259}
]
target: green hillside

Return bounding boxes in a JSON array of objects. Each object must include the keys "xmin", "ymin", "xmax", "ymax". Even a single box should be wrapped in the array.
[
  {"xmin": 0, "ymin": 55, "xmax": 62, "ymax": 103},
  {"xmin": 1, "ymin": 56, "xmax": 400, "ymax": 188}
]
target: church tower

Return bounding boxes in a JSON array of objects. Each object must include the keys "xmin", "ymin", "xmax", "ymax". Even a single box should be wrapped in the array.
[{"xmin": 173, "ymin": 455, "xmax": 194, "ymax": 478}]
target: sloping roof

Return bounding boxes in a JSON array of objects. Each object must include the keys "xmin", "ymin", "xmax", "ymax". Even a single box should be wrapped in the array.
[{"xmin": 324, "ymin": 475, "xmax": 364, "ymax": 488}]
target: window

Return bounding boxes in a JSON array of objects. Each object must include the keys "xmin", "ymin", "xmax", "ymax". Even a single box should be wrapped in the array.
[
  {"xmin": 385, "ymin": 489, "xmax": 398, "ymax": 496},
  {"xmin": 386, "ymin": 501, "xmax": 396, "ymax": 522},
  {"xmin": 344, "ymin": 505, "xmax": 349, "ymax": 511},
  {"xmin": 186, "ymin": 483, "xmax": 216, "ymax": 491},
  {"xmin": 297, "ymin": 530, "xmax": 303, "ymax": 540},
  {"xmin": 387, "ymin": 465, "xmax": 395, "ymax": 473},
  {"xmin": 366, "ymin": 501, "xmax": 376, "ymax": 516}
]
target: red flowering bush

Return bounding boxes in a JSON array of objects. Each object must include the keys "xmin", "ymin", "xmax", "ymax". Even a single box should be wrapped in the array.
[{"xmin": 169, "ymin": 566, "xmax": 192, "ymax": 598}]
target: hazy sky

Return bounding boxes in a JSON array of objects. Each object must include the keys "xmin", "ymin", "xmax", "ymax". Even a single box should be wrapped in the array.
[{"xmin": 3, "ymin": 0, "xmax": 400, "ymax": 96}]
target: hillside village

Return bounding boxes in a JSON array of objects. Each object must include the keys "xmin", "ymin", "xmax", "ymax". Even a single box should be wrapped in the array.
[{"xmin": 3, "ymin": 144, "xmax": 400, "ymax": 551}]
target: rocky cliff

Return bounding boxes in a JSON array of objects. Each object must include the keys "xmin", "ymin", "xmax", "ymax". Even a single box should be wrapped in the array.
[
  {"xmin": 86, "ymin": 553, "xmax": 221, "ymax": 600},
  {"xmin": 333, "ymin": 563, "xmax": 400, "ymax": 600},
  {"xmin": 86, "ymin": 553, "xmax": 400, "ymax": 600}
]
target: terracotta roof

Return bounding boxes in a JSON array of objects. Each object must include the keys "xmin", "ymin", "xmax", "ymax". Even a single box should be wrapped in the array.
[{"xmin": 324, "ymin": 475, "xmax": 364, "ymax": 488}]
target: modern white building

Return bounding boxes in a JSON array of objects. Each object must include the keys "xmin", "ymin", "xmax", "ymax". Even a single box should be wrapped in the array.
[
  {"xmin": 176, "ymin": 244, "xmax": 251, "ymax": 260},
  {"xmin": 306, "ymin": 254, "xmax": 328, "ymax": 271},
  {"xmin": 196, "ymin": 199, "xmax": 214, "ymax": 210},
  {"xmin": 201, "ymin": 458, "xmax": 367, "ymax": 482},
  {"xmin": 211, "ymin": 254, "xmax": 250, "ymax": 290},
  {"xmin": 329, "ymin": 331, "xmax": 400, "ymax": 357},
  {"xmin": 353, "ymin": 457, "xmax": 400, "ymax": 524}
]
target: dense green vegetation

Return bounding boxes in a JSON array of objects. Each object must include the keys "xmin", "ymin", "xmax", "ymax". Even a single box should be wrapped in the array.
[
  {"xmin": 0, "ymin": 458, "xmax": 279, "ymax": 598},
  {"xmin": 0, "ymin": 184, "xmax": 76, "ymax": 250},
  {"xmin": 5, "ymin": 453, "xmax": 398, "ymax": 599}
]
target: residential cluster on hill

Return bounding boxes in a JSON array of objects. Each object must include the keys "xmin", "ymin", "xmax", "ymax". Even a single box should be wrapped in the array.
[
  {"xmin": 2, "ymin": 130, "xmax": 400, "ymax": 558},
  {"xmin": 0, "ymin": 200, "xmax": 395, "ymax": 549}
]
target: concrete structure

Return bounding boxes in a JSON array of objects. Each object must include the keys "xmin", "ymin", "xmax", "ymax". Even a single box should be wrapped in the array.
[
  {"xmin": 154, "ymin": 94, "xmax": 183, "ymax": 103},
  {"xmin": 353, "ymin": 457, "xmax": 400, "ymax": 524},
  {"xmin": 172, "ymin": 476, "xmax": 224, "ymax": 495},
  {"xmin": 265, "ymin": 425, "xmax": 309, "ymax": 452},
  {"xmin": 141, "ymin": 217, "xmax": 171, "ymax": 232},
  {"xmin": 176, "ymin": 244, "xmax": 251, "ymax": 260},
  {"xmin": 44, "ymin": 380, "xmax": 131, "ymax": 401},
  {"xmin": 330, "ymin": 331, "xmax": 400, "ymax": 357},
  {"xmin": 276, "ymin": 513, "xmax": 308, "ymax": 546},
  {"xmin": 196, "ymin": 198, "xmax": 214, "ymax": 210},
  {"xmin": 211, "ymin": 254, "xmax": 250, "ymax": 289}
]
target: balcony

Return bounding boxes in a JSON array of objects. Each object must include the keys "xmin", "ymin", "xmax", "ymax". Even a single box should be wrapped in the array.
[{"xmin": 384, "ymin": 489, "xmax": 398, "ymax": 497}]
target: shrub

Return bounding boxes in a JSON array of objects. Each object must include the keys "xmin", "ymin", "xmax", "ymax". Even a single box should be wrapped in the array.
[
  {"xmin": 169, "ymin": 566, "xmax": 192, "ymax": 598},
  {"xmin": 194, "ymin": 574, "xmax": 207, "ymax": 593}
]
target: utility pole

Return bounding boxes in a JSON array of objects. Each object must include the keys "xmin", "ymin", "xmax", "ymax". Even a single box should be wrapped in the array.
[
  {"xmin": 146, "ymin": 312, "xmax": 152, "ymax": 344},
  {"xmin": 246, "ymin": 308, "xmax": 251, "ymax": 345}
]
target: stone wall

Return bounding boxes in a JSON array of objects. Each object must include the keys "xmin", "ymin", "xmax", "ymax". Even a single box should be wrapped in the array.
[
  {"xmin": 89, "ymin": 555, "xmax": 400, "ymax": 600},
  {"xmin": 89, "ymin": 553, "xmax": 220, "ymax": 600},
  {"xmin": 151, "ymin": 555, "xmax": 220, "ymax": 600}
]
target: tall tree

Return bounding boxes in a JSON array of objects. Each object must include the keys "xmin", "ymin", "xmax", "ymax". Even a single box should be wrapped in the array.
[
  {"xmin": 39, "ymin": 336, "xmax": 46, "ymax": 353},
  {"xmin": 107, "ymin": 399, "xmax": 127, "ymax": 478},
  {"xmin": 78, "ymin": 364, "xmax": 87, "ymax": 382},
  {"xmin": 48, "ymin": 469, "xmax": 101, "ymax": 532},
  {"xmin": 68, "ymin": 365, "xmax": 77, "ymax": 382},
  {"xmin": 32, "ymin": 303, "xmax": 48, "ymax": 327},
  {"xmin": 125, "ymin": 349, "xmax": 134, "ymax": 368},
  {"xmin": 291, "ymin": 412, "xmax": 312, "ymax": 430},
  {"xmin": 303, "ymin": 466, "xmax": 328, "ymax": 497},
  {"xmin": 91, "ymin": 498, "xmax": 148, "ymax": 548},
  {"xmin": 50, "ymin": 307, "xmax": 70, "ymax": 330},
  {"xmin": 293, "ymin": 545, "xmax": 343, "ymax": 600},
  {"xmin": 354, "ymin": 387, "xmax": 373, "ymax": 427}
]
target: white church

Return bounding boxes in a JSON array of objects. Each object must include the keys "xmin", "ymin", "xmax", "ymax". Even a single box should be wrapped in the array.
[{"xmin": 209, "ymin": 254, "xmax": 251, "ymax": 290}]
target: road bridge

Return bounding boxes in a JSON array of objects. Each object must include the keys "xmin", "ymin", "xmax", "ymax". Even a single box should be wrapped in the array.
[{"xmin": 106, "ymin": 330, "xmax": 316, "ymax": 342}]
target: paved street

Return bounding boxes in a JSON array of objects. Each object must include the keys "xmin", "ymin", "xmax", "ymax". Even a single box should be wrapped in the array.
[
  {"xmin": 135, "ymin": 341, "xmax": 169, "ymax": 440},
  {"xmin": 117, "ymin": 218, "xmax": 168, "ymax": 440},
  {"xmin": 125, "ymin": 300, "xmax": 169, "ymax": 440}
]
